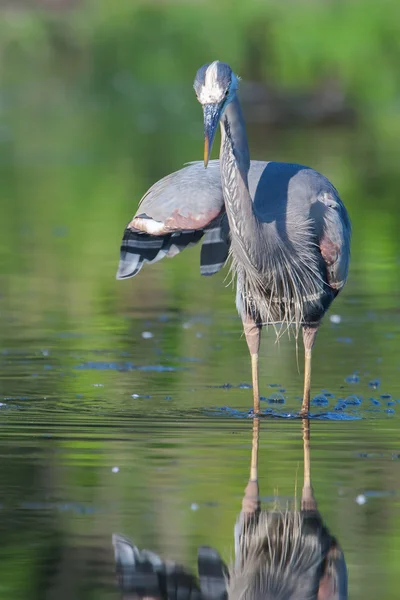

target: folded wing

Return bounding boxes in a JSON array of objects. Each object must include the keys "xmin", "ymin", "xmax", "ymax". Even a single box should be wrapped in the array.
[{"xmin": 315, "ymin": 191, "xmax": 351, "ymax": 294}]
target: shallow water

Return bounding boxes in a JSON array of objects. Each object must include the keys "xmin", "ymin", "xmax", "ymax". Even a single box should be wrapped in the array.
[{"xmin": 1, "ymin": 281, "xmax": 400, "ymax": 599}]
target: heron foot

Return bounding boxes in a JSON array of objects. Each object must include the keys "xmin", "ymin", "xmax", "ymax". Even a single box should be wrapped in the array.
[{"xmin": 247, "ymin": 407, "xmax": 262, "ymax": 418}]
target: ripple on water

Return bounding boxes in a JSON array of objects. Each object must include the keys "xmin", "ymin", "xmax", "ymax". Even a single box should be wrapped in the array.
[
  {"xmin": 74, "ymin": 361, "xmax": 186, "ymax": 372},
  {"xmin": 207, "ymin": 406, "xmax": 362, "ymax": 420}
]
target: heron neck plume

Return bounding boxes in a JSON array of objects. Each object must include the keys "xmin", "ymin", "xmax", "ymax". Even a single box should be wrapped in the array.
[{"xmin": 219, "ymin": 96, "xmax": 259, "ymax": 269}]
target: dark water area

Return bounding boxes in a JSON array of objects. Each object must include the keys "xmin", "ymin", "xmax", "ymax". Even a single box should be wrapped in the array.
[{"xmin": 1, "ymin": 8, "xmax": 400, "ymax": 597}]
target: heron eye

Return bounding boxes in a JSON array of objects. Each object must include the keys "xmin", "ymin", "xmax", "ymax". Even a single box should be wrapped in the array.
[{"xmin": 225, "ymin": 89, "xmax": 229, "ymax": 97}]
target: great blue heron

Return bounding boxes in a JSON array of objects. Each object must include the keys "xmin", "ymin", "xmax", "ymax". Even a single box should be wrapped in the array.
[
  {"xmin": 117, "ymin": 61, "xmax": 351, "ymax": 416},
  {"xmin": 112, "ymin": 417, "xmax": 348, "ymax": 600}
]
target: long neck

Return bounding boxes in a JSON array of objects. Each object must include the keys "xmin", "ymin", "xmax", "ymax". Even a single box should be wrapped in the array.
[{"xmin": 219, "ymin": 96, "xmax": 259, "ymax": 266}]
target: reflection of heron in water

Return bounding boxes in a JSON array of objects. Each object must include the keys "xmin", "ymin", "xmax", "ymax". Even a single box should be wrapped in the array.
[
  {"xmin": 112, "ymin": 534, "xmax": 227, "ymax": 600},
  {"xmin": 113, "ymin": 418, "xmax": 347, "ymax": 600},
  {"xmin": 230, "ymin": 417, "xmax": 347, "ymax": 600}
]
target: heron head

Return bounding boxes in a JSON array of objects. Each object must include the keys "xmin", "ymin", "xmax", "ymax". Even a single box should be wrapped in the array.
[{"xmin": 193, "ymin": 61, "xmax": 239, "ymax": 167}]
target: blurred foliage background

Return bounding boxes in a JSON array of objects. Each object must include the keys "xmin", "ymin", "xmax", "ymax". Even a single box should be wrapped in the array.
[
  {"xmin": 1, "ymin": 0, "xmax": 399, "ymax": 320},
  {"xmin": 0, "ymin": 1, "xmax": 400, "ymax": 599}
]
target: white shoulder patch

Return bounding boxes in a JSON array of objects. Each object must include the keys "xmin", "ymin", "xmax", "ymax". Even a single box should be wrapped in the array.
[{"xmin": 129, "ymin": 217, "xmax": 166, "ymax": 235}]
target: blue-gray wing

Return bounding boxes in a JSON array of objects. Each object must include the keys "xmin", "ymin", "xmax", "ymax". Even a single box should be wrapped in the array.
[
  {"xmin": 247, "ymin": 161, "xmax": 351, "ymax": 294},
  {"xmin": 116, "ymin": 160, "xmax": 230, "ymax": 279},
  {"xmin": 314, "ymin": 191, "xmax": 351, "ymax": 293}
]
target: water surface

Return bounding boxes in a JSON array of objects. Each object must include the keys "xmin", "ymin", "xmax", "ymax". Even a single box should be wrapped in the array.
[{"xmin": 1, "ymin": 284, "xmax": 400, "ymax": 599}]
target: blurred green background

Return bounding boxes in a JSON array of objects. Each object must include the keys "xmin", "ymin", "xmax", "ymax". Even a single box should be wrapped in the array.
[
  {"xmin": 0, "ymin": 1, "xmax": 400, "ymax": 599},
  {"xmin": 1, "ymin": 0, "xmax": 399, "ymax": 320}
]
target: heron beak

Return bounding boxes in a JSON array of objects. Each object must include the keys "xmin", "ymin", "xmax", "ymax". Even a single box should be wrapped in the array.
[{"xmin": 203, "ymin": 103, "xmax": 222, "ymax": 168}]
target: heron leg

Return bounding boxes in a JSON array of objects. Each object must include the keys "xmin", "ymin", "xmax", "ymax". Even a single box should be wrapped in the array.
[
  {"xmin": 300, "ymin": 324, "xmax": 319, "ymax": 416},
  {"xmin": 301, "ymin": 416, "xmax": 317, "ymax": 511},
  {"xmin": 243, "ymin": 316, "xmax": 261, "ymax": 414},
  {"xmin": 242, "ymin": 417, "xmax": 260, "ymax": 517}
]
